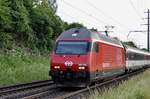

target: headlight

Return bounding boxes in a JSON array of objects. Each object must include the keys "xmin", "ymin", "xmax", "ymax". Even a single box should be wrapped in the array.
[
  {"xmin": 78, "ymin": 67, "xmax": 85, "ymax": 70},
  {"xmin": 54, "ymin": 66, "xmax": 60, "ymax": 69}
]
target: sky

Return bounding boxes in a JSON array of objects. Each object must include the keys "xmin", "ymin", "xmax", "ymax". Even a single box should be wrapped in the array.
[{"xmin": 56, "ymin": 0, "xmax": 150, "ymax": 48}]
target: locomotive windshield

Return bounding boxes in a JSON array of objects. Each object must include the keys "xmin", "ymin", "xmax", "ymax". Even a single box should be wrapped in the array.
[{"xmin": 55, "ymin": 41, "xmax": 89, "ymax": 55}]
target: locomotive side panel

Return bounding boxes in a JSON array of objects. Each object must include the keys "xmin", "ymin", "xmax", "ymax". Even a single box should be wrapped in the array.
[
  {"xmin": 89, "ymin": 41, "xmax": 125, "ymax": 81},
  {"xmin": 100, "ymin": 42, "xmax": 125, "ymax": 77}
]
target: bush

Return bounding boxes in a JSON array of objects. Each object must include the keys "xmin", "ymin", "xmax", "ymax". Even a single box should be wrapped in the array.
[{"xmin": 0, "ymin": 32, "xmax": 14, "ymax": 49}]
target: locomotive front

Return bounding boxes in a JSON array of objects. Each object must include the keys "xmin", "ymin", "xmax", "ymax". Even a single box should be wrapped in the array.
[{"xmin": 49, "ymin": 28, "xmax": 92, "ymax": 87}]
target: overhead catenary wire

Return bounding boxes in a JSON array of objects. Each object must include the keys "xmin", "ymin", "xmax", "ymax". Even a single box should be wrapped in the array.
[
  {"xmin": 58, "ymin": 12, "xmax": 129, "ymax": 39},
  {"xmin": 62, "ymin": 0, "xmax": 140, "ymax": 32},
  {"xmin": 129, "ymin": 0, "xmax": 144, "ymax": 22},
  {"xmin": 84, "ymin": 0, "xmax": 132, "ymax": 31},
  {"xmin": 127, "ymin": 0, "xmax": 148, "ymax": 42},
  {"xmin": 62, "ymin": 0, "xmax": 109, "ymax": 26},
  {"xmin": 62, "ymin": 0, "xmax": 133, "ymax": 34},
  {"xmin": 60, "ymin": 0, "xmax": 146, "ymax": 42},
  {"xmin": 57, "ymin": 11, "xmax": 98, "ymax": 28}
]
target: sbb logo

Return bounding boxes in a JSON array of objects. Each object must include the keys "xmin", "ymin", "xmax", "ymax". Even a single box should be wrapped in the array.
[{"xmin": 64, "ymin": 61, "xmax": 73, "ymax": 66}]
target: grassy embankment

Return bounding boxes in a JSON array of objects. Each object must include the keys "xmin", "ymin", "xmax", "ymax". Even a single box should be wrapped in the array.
[
  {"xmin": 90, "ymin": 69, "xmax": 150, "ymax": 99},
  {"xmin": 0, "ymin": 48, "xmax": 50, "ymax": 85}
]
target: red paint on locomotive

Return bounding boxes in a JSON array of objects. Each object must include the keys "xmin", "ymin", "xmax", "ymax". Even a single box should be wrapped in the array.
[{"xmin": 49, "ymin": 28, "xmax": 126, "ymax": 87}]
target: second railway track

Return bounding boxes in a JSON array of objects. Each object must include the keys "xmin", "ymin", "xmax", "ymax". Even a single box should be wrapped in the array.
[
  {"xmin": 0, "ymin": 79, "xmax": 55, "ymax": 99},
  {"xmin": 0, "ymin": 68, "xmax": 148, "ymax": 99},
  {"xmin": 22, "ymin": 68, "xmax": 148, "ymax": 99}
]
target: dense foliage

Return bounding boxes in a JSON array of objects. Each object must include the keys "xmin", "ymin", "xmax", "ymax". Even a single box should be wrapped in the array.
[
  {"xmin": 0, "ymin": 0, "xmax": 85, "ymax": 53},
  {"xmin": 122, "ymin": 41, "xmax": 137, "ymax": 48},
  {"xmin": 1, "ymin": 0, "xmax": 143, "ymax": 53}
]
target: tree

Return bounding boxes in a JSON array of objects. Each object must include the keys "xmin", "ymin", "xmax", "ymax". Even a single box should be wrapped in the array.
[
  {"xmin": 0, "ymin": 0, "xmax": 89, "ymax": 53},
  {"xmin": 51, "ymin": 15, "xmax": 64, "ymax": 40},
  {"xmin": 65, "ymin": 22, "xmax": 85, "ymax": 30},
  {"xmin": 9, "ymin": 0, "xmax": 33, "ymax": 44},
  {"xmin": 122, "ymin": 41, "xmax": 137, "ymax": 48},
  {"xmin": 30, "ymin": 5, "xmax": 53, "ymax": 50},
  {"xmin": 0, "ymin": 0, "xmax": 12, "ymax": 31},
  {"xmin": 141, "ymin": 48, "xmax": 147, "ymax": 51},
  {"xmin": 0, "ymin": 0, "xmax": 13, "ymax": 49},
  {"xmin": 30, "ymin": 0, "xmax": 64, "ymax": 51},
  {"xmin": 46, "ymin": 0, "xmax": 57, "ymax": 12},
  {"xmin": 90, "ymin": 27, "xmax": 98, "ymax": 32}
]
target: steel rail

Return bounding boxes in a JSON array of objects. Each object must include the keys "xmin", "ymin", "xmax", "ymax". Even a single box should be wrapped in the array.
[
  {"xmin": 11, "ymin": 68, "xmax": 148, "ymax": 99},
  {"xmin": 0, "ymin": 79, "xmax": 52, "ymax": 90},
  {"xmin": 0, "ymin": 79, "xmax": 53, "ymax": 95},
  {"xmin": 57, "ymin": 69, "xmax": 145, "ymax": 99}
]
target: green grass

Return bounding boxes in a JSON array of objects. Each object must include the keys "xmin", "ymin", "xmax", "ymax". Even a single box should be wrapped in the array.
[
  {"xmin": 89, "ymin": 69, "xmax": 150, "ymax": 99},
  {"xmin": 0, "ymin": 48, "xmax": 50, "ymax": 85}
]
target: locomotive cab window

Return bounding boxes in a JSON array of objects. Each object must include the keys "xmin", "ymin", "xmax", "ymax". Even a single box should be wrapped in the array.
[
  {"xmin": 55, "ymin": 40, "xmax": 90, "ymax": 55},
  {"xmin": 92, "ymin": 43, "xmax": 99, "ymax": 53}
]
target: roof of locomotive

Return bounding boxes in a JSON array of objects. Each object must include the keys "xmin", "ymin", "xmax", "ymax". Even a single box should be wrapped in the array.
[
  {"xmin": 58, "ymin": 28, "xmax": 91, "ymax": 39},
  {"xmin": 58, "ymin": 28, "xmax": 122, "ymax": 47}
]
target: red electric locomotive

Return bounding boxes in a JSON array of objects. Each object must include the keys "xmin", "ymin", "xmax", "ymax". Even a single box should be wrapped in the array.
[{"xmin": 50, "ymin": 28, "xmax": 126, "ymax": 87}]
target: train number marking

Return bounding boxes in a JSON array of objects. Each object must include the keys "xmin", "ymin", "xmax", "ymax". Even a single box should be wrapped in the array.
[{"xmin": 103, "ymin": 63, "xmax": 110, "ymax": 67}]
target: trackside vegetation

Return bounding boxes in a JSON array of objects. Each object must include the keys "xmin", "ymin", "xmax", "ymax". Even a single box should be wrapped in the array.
[
  {"xmin": 0, "ymin": 48, "xmax": 50, "ymax": 85},
  {"xmin": 89, "ymin": 69, "xmax": 150, "ymax": 99}
]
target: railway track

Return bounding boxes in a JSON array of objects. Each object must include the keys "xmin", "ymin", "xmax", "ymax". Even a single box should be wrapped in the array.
[
  {"xmin": 0, "ymin": 79, "xmax": 55, "ymax": 99},
  {"xmin": 21, "ymin": 68, "xmax": 147, "ymax": 99}
]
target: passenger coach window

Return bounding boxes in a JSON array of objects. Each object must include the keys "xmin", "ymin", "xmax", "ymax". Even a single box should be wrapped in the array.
[{"xmin": 93, "ymin": 43, "xmax": 99, "ymax": 53}]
